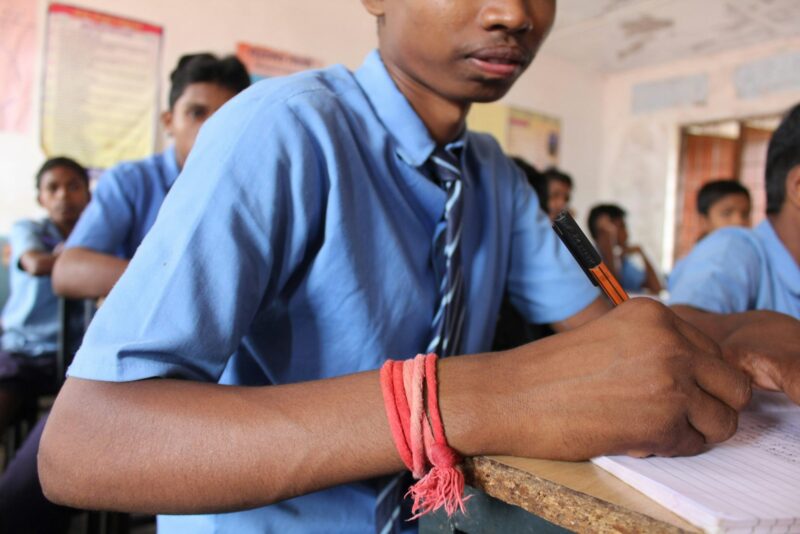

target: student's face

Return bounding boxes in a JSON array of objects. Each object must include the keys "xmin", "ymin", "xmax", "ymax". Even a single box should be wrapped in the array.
[
  {"xmin": 547, "ymin": 180, "xmax": 571, "ymax": 221},
  {"xmin": 367, "ymin": 0, "xmax": 556, "ymax": 105},
  {"xmin": 701, "ymin": 193, "xmax": 751, "ymax": 234},
  {"xmin": 162, "ymin": 82, "xmax": 238, "ymax": 169},
  {"xmin": 38, "ymin": 167, "xmax": 90, "ymax": 227}
]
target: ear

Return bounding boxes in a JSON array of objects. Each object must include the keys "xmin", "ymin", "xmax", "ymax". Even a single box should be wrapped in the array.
[
  {"xmin": 360, "ymin": 0, "xmax": 385, "ymax": 17},
  {"xmin": 787, "ymin": 164, "xmax": 800, "ymax": 210},
  {"xmin": 161, "ymin": 110, "xmax": 174, "ymax": 137}
]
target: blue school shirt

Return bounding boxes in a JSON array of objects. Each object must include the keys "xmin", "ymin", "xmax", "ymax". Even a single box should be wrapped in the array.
[
  {"xmin": 1, "ymin": 219, "xmax": 63, "ymax": 355},
  {"xmin": 65, "ymin": 146, "xmax": 180, "ymax": 258},
  {"xmin": 68, "ymin": 50, "xmax": 599, "ymax": 534},
  {"xmin": 620, "ymin": 256, "xmax": 646, "ymax": 292},
  {"xmin": 669, "ymin": 220, "xmax": 800, "ymax": 318}
]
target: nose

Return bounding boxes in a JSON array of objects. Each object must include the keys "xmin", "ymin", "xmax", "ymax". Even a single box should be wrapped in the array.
[{"xmin": 479, "ymin": 0, "xmax": 534, "ymax": 34}]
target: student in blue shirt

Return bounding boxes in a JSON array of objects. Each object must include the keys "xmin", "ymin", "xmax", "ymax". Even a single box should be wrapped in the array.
[
  {"xmin": 40, "ymin": 3, "xmax": 799, "ymax": 533},
  {"xmin": 670, "ymin": 103, "xmax": 800, "ymax": 320},
  {"xmin": 696, "ymin": 179, "xmax": 752, "ymax": 238},
  {"xmin": 0, "ymin": 157, "xmax": 90, "ymax": 435},
  {"xmin": 588, "ymin": 203, "xmax": 664, "ymax": 294},
  {"xmin": 52, "ymin": 53, "xmax": 250, "ymax": 299}
]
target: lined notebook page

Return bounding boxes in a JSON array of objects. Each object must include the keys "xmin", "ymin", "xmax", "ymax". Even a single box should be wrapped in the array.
[{"xmin": 592, "ymin": 394, "xmax": 800, "ymax": 533}]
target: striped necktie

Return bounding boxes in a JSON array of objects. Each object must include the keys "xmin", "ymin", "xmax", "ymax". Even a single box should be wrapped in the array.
[
  {"xmin": 426, "ymin": 146, "xmax": 466, "ymax": 358},
  {"xmin": 374, "ymin": 146, "xmax": 467, "ymax": 534}
]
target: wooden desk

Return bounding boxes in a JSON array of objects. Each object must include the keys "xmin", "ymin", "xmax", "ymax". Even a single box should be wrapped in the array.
[{"xmin": 463, "ymin": 455, "xmax": 700, "ymax": 534}]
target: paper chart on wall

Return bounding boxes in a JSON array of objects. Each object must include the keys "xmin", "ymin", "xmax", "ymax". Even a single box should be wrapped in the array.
[
  {"xmin": 41, "ymin": 4, "xmax": 162, "ymax": 169},
  {"xmin": 236, "ymin": 42, "xmax": 321, "ymax": 83}
]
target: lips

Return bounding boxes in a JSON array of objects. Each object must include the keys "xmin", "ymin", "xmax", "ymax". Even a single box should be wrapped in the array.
[{"xmin": 467, "ymin": 46, "xmax": 530, "ymax": 78}]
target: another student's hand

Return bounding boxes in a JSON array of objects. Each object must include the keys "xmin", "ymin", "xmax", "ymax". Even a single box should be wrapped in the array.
[
  {"xmin": 719, "ymin": 311, "xmax": 800, "ymax": 405},
  {"xmin": 489, "ymin": 299, "xmax": 750, "ymax": 461}
]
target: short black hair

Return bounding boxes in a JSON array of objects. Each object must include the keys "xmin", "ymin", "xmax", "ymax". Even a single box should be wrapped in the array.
[
  {"xmin": 587, "ymin": 204, "xmax": 626, "ymax": 240},
  {"xmin": 696, "ymin": 180, "xmax": 750, "ymax": 215},
  {"xmin": 168, "ymin": 53, "xmax": 250, "ymax": 110},
  {"xmin": 765, "ymin": 103, "xmax": 800, "ymax": 214},
  {"xmin": 542, "ymin": 167, "xmax": 573, "ymax": 188},
  {"xmin": 35, "ymin": 157, "xmax": 89, "ymax": 190},
  {"xmin": 512, "ymin": 157, "xmax": 547, "ymax": 212}
]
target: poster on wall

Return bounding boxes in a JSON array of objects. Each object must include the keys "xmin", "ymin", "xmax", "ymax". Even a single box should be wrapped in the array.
[
  {"xmin": 0, "ymin": 0, "xmax": 37, "ymax": 133},
  {"xmin": 467, "ymin": 103, "xmax": 561, "ymax": 169},
  {"xmin": 236, "ymin": 42, "xmax": 322, "ymax": 83},
  {"xmin": 506, "ymin": 107, "xmax": 561, "ymax": 169},
  {"xmin": 41, "ymin": 4, "xmax": 162, "ymax": 169}
]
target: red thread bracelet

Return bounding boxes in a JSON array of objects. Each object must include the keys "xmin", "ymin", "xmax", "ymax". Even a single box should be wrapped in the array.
[{"xmin": 380, "ymin": 353, "xmax": 467, "ymax": 518}]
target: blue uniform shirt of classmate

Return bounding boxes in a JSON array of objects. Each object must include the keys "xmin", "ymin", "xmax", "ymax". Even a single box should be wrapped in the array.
[
  {"xmin": 53, "ymin": 53, "xmax": 251, "ymax": 301},
  {"xmin": 67, "ymin": 50, "xmax": 599, "ymax": 533},
  {"xmin": 1, "ymin": 220, "xmax": 64, "ymax": 354},
  {"xmin": 620, "ymin": 255, "xmax": 647, "ymax": 292},
  {"xmin": 64, "ymin": 147, "xmax": 179, "ymax": 258},
  {"xmin": 669, "ymin": 220, "xmax": 800, "ymax": 319}
]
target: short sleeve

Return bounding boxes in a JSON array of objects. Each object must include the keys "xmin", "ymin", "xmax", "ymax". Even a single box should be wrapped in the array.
[
  {"xmin": 65, "ymin": 166, "xmax": 134, "ymax": 256},
  {"xmin": 68, "ymin": 96, "xmax": 326, "ymax": 383},
  {"xmin": 505, "ymin": 169, "xmax": 599, "ymax": 324},
  {"xmin": 9, "ymin": 220, "xmax": 44, "ymax": 269},
  {"xmin": 668, "ymin": 229, "xmax": 762, "ymax": 313},
  {"xmin": 620, "ymin": 256, "xmax": 646, "ymax": 292}
]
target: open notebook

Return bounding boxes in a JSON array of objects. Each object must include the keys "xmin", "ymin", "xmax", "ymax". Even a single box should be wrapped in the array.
[{"xmin": 592, "ymin": 392, "xmax": 800, "ymax": 533}]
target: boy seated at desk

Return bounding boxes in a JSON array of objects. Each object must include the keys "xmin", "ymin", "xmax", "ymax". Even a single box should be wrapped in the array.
[
  {"xmin": 670, "ymin": 104, "xmax": 800, "ymax": 320},
  {"xmin": 39, "ymin": 2, "xmax": 799, "ymax": 533},
  {"xmin": 696, "ymin": 179, "xmax": 752, "ymax": 238},
  {"xmin": 541, "ymin": 166, "xmax": 574, "ymax": 221},
  {"xmin": 0, "ymin": 157, "xmax": 90, "ymax": 436},
  {"xmin": 52, "ymin": 53, "xmax": 250, "ymax": 299},
  {"xmin": 588, "ymin": 203, "xmax": 663, "ymax": 294}
]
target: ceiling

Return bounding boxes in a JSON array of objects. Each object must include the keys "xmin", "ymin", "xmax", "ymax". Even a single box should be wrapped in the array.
[{"xmin": 543, "ymin": 0, "xmax": 800, "ymax": 72}]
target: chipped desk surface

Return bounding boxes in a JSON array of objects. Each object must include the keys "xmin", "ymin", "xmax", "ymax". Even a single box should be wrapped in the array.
[{"xmin": 464, "ymin": 456, "xmax": 701, "ymax": 534}]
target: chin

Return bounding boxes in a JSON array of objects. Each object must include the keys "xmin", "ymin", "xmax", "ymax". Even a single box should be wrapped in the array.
[{"xmin": 460, "ymin": 78, "xmax": 516, "ymax": 104}]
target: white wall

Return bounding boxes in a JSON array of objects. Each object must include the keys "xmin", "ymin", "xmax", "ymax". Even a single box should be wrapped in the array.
[
  {"xmin": 598, "ymin": 37, "xmax": 800, "ymax": 271},
  {"xmin": 505, "ymin": 52, "xmax": 605, "ymax": 223},
  {"xmin": 0, "ymin": 0, "xmax": 605, "ymax": 235}
]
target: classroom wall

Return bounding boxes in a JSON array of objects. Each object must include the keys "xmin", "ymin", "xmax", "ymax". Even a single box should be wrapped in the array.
[
  {"xmin": 597, "ymin": 36, "xmax": 800, "ymax": 271},
  {"xmin": 0, "ymin": 0, "xmax": 605, "ymax": 235}
]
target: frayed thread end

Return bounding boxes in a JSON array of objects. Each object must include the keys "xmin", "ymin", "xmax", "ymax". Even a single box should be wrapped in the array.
[{"xmin": 406, "ymin": 464, "xmax": 469, "ymax": 519}]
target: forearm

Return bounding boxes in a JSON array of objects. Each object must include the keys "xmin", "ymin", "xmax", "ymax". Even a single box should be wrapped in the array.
[
  {"xmin": 641, "ymin": 256, "xmax": 663, "ymax": 294},
  {"xmin": 39, "ymin": 299, "xmax": 755, "ymax": 513},
  {"xmin": 39, "ymin": 356, "xmax": 500, "ymax": 514},
  {"xmin": 19, "ymin": 251, "xmax": 58, "ymax": 276},
  {"xmin": 52, "ymin": 247, "xmax": 128, "ymax": 298}
]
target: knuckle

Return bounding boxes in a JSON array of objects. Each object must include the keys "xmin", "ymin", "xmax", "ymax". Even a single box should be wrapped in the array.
[{"xmin": 734, "ymin": 378, "xmax": 753, "ymax": 411}]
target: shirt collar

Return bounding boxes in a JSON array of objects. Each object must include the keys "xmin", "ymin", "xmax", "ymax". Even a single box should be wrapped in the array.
[
  {"xmin": 162, "ymin": 145, "xmax": 181, "ymax": 189},
  {"xmin": 354, "ymin": 50, "xmax": 439, "ymax": 168},
  {"xmin": 755, "ymin": 220, "xmax": 800, "ymax": 295}
]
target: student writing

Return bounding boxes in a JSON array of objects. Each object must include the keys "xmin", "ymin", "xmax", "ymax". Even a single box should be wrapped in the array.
[{"xmin": 40, "ymin": 2, "xmax": 799, "ymax": 533}]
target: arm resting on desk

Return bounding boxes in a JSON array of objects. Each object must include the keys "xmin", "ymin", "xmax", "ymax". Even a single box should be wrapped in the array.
[
  {"xmin": 40, "ymin": 300, "xmax": 750, "ymax": 514},
  {"xmin": 52, "ymin": 247, "xmax": 128, "ymax": 299}
]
